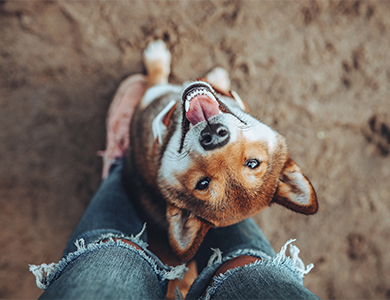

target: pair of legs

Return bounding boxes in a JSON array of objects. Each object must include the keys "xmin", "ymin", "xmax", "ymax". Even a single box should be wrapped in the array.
[
  {"xmin": 31, "ymin": 158, "xmax": 319, "ymax": 299},
  {"xmin": 31, "ymin": 50, "xmax": 319, "ymax": 298}
]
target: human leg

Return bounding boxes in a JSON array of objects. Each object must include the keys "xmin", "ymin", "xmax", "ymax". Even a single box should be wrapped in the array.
[
  {"xmin": 38, "ymin": 239, "xmax": 173, "ymax": 300},
  {"xmin": 61, "ymin": 158, "xmax": 146, "ymax": 256},
  {"xmin": 30, "ymin": 160, "xmax": 186, "ymax": 299},
  {"xmin": 186, "ymin": 219, "xmax": 320, "ymax": 300}
]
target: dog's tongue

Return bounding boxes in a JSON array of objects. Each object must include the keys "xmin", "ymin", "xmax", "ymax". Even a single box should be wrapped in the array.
[{"xmin": 186, "ymin": 95, "xmax": 220, "ymax": 125}]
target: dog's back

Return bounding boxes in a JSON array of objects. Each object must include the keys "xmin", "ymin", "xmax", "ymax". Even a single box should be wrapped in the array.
[{"xmin": 123, "ymin": 41, "xmax": 182, "ymax": 229}]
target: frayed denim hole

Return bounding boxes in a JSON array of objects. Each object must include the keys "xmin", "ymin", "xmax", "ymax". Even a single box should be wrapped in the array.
[
  {"xmin": 202, "ymin": 239, "xmax": 315, "ymax": 300},
  {"xmin": 30, "ymin": 229, "xmax": 188, "ymax": 290}
]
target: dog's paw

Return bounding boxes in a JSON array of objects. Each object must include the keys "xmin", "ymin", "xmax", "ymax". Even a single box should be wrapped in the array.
[
  {"xmin": 143, "ymin": 40, "xmax": 171, "ymax": 85},
  {"xmin": 205, "ymin": 67, "xmax": 231, "ymax": 92},
  {"xmin": 144, "ymin": 40, "xmax": 171, "ymax": 66}
]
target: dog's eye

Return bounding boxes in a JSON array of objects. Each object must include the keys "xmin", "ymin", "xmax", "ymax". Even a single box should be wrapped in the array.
[
  {"xmin": 195, "ymin": 177, "xmax": 210, "ymax": 191},
  {"xmin": 245, "ymin": 159, "xmax": 261, "ymax": 170}
]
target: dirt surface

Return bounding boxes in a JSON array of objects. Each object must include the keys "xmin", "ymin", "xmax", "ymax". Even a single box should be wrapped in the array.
[{"xmin": 1, "ymin": 1, "xmax": 390, "ymax": 299}]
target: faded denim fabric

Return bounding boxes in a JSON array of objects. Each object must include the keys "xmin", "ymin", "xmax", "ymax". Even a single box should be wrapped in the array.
[{"xmin": 30, "ymin": 159, "xmax": 320, "ymax": 299}]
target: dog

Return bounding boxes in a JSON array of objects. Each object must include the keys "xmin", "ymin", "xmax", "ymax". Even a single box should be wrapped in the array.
[{"xmin": 120, "ymin": 40, "xmax": 318, "ymax": 267}]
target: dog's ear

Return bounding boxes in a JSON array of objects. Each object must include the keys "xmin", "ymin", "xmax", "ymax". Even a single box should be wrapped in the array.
[
  {"xmin": 273, "ymin": 158, "xmax": 318, "ymax": 214},
  {"xmin": 166, "ymin": 203, "xmax": 212, "ymax": 262}
]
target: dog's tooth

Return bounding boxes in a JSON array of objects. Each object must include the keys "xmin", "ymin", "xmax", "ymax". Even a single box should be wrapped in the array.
[
  {"xmin": 185, "ymin": 87, "xmax": 217, "ymax": 103},
  {"xmin": 205, "ymin": 91, "xmax": 216, "ymax": 101},
  {"xmin": 185, "ymin": 100, "xmax": 190, "ymax": 112},
  {"xmin": 187, "ymin": 91, "xmax": 195, "ymax": 102}
]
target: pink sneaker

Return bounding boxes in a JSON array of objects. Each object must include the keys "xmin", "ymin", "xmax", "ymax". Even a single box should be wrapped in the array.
[{"xmin": 98, "ymin": 74, "xmax": 147, "ymax": 179}]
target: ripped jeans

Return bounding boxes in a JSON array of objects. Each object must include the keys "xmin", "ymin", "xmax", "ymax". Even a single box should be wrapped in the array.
[{"xmin": 30, "ymin": 159, "xmax": 320, "ymax": 300}]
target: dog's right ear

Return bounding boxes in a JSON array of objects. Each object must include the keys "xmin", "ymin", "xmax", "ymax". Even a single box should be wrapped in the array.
[
  {"xmin": 273, "ymin": 158, "xmax": 318, "ymax": 215},
  {"xmin": 166, "ymin": 203, "xmax": 212, "ymax": 262}
]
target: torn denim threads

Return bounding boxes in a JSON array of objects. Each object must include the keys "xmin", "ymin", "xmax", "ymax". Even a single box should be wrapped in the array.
[
  {"xmin": 30, "ymin": 235, "xmax": 187, "ymax": 299},
  {"xmin": 186, "ymin": 240, "xmax": 319, "ymax": 300}
]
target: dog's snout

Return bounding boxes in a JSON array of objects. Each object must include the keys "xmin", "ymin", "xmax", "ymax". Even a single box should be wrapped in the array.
[{"xmin": 200, "ymin": 123, "xmax": 230, "ymax": 150}]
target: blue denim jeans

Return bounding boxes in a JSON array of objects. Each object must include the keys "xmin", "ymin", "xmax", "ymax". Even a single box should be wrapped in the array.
[{"xmin": 30, "ymin": 159, "xmax": 320, "ymax": 299}]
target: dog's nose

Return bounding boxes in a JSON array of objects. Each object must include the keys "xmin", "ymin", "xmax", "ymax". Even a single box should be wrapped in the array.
[{"xmin": 200, "ymin": 123, "xmax": 230, "ymax": 150}]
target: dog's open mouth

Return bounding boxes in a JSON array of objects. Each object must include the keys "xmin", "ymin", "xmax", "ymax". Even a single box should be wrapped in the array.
[
  {"xmin": 179, "ymin": 81, "xmax": 242, "ymax": 152},
  {"xmin": 183, "ymin": 82, "xmax": 220, "ymax": 126}
]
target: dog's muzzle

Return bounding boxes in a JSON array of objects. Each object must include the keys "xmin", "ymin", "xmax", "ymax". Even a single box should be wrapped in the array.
[
  {"xmin": 200, "ymin": 123, "xmax": 230, "ymax": 150},
  {"xmin": 179, "ymin": 80, "xmax": 239, "ymax": 153}
]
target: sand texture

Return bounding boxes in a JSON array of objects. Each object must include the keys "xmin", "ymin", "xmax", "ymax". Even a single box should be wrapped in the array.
[{"xmin": 1, "ymin": 1, "xmax": 390, "ymax": 298}]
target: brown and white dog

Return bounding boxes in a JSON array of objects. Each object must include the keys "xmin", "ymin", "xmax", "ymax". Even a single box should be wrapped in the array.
[{"xmin": 122, "ymin": 40, "xmax": 318, "ymax": 264}]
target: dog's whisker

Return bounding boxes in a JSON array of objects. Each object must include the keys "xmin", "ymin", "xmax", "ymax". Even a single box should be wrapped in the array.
[
  {"xmin": 179, "ymin": 117, "xmax": 190, "ymax": 153},
  {"xmin": 216, "ymin": 98, "xmax": 247, "ymax": 125}
]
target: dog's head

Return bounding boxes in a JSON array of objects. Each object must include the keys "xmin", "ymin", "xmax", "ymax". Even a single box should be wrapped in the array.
[{"xmin": 158, "ymin": 81, "xmax": 318, "ymax": 261}]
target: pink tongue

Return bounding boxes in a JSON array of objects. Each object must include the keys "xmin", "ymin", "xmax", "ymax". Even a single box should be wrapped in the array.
[{"xmin": 186, "ymin": 95, "xmax": 220, "ymax": 125}]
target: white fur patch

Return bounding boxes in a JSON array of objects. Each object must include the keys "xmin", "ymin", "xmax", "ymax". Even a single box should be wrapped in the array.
[
  {"xmin": 159, "ymin": 127, "xmax": 192, "ymax": 186},
  {"xmin": 152, "ymin": 100, "xmax": 177, "ymax": 144},
  {"xmin": 172, "ymin": 221, "xmax": 192, "ymax": 251},
  {"xmin": 140, "ymin": 84, "xmax": 182, "ymax": 109},
  {"xmin": 230, "ymin": 90, "xmax": 246, "ymax": 112},
  {"xmin": 243, "ymin": 122, "xmax": 277, "ymax": 153},
  {"xmin": 221, "ymin": 106, "xmax": 278, "ymax": 154},
  {"xmin": 289, "ymin": 173, "xmax": 311, "ymax": 205},
  {"xmin": 143, "ymin": 40, "xmax": 171, "ymax": 77},
  {"xmin": 144, "ymin": 39, "xmax": 170, "ymax": 59},
  {"xmin": 205, "ymin": 67, "xmax": 231, "ymax": 92}
]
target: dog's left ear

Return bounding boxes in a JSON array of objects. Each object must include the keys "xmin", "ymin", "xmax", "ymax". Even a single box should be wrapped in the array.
[
  {"xmin": 166, "ymin": 203, "xmax": 212, "ymax": 262},
  {"xmin": 273, "ymin": 158, "xmax": 318, "ymax": 214}
]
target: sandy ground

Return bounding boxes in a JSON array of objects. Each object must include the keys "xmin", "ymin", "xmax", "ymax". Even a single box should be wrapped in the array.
[{"xmin": 1, "ymin": 1, "xmax": 390, "ymax": 299}]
